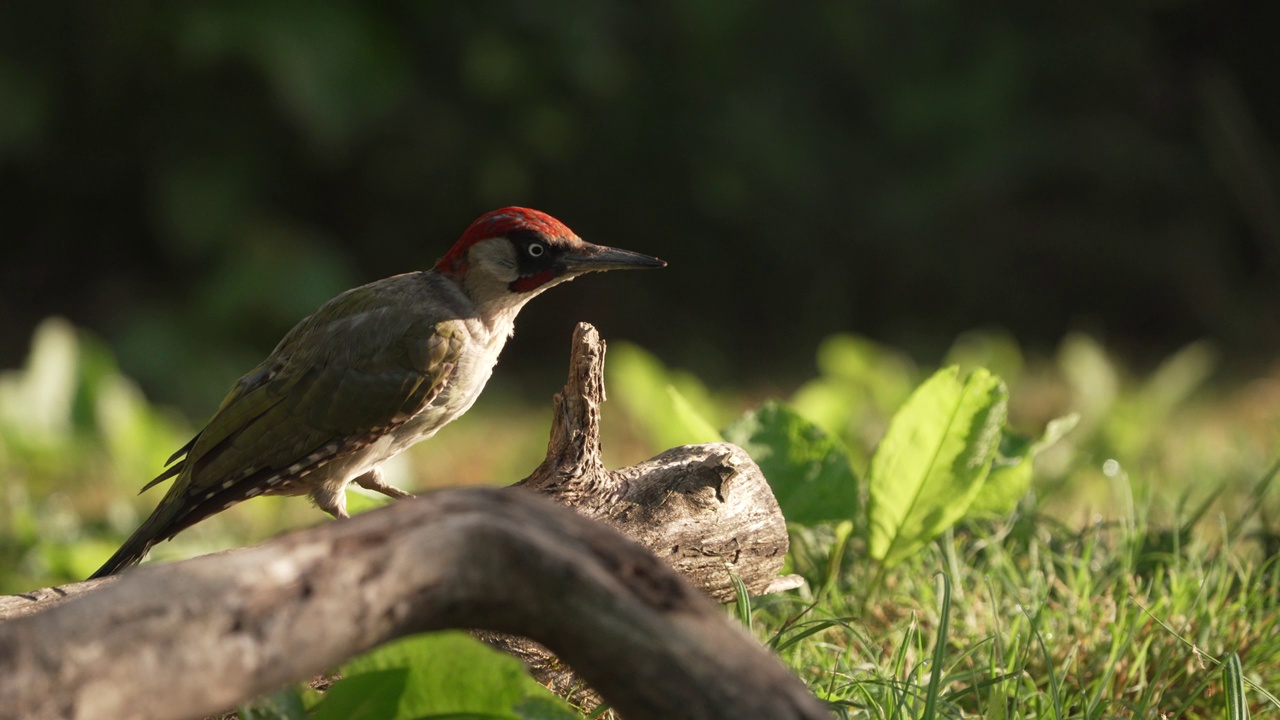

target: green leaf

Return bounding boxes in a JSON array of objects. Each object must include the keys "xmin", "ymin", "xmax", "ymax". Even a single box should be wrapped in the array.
[
  {"xmin": 1057, "ymin": 333, "xmax": 1118, "ymax": 440},
  {"xmin": 969, "ymin": 413, "xmax": 1079, "ymax": 516},
  {"xmin": 971, "ymin": 440, "xmax": 1033, "ymax": 519},
  {"xmin": 790, "ymin": 334, "xmax": 917, "ymax": 441},
  {"xmin": 723, "ymin": 400, "xmax": 859, "ymax": 524},
  {"xmin": 310, "ymin": 670, "xmax": 408, "ymax": 720},
  {"xmin": 331, "ymin": 632, "xmax": 573, "ymax": 719},
  {"xmin": 866, "ymin": 367, "xmax": 1007, "ymax": 567},
  {"xmin": 944, "ymin": 328, "xmax": 1024, "ymax": 385},
  {"xmin": 608, "ymin": 343, "xmax": 722, "ymax": 449},
  {"xmin": 666, "ymin": 385, "xmax": 723, "ymax": 445},
  {"xmin": 511, "ymin": 696, "xmax": 583, "ymax": 720},
  {"xmin": 0, "ymin": 317, "xmax": 79, "ymax": 442},
  {"xmin": 238, "ymin": 686, "xmax": 308, "ymax": 720}
]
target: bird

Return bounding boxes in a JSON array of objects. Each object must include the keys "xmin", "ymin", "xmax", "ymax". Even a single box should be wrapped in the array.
[{"xmin": 89, "ymin": 207, "xmax": 665, "ymax": 578}]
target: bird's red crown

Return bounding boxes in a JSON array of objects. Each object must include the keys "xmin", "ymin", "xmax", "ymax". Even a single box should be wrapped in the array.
[{"xmin": 435, "ymin": 207, "xmax": 575, "ymax": 276}]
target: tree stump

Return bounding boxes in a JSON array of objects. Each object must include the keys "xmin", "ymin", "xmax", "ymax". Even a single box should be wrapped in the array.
[{"xmin": 523, "ymin": 323, "xmax": 797, "ymax": 603}]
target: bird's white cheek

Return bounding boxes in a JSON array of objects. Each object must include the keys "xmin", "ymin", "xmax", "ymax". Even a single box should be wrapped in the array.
[{"xmin": 467, "ymin": 238, "xmax": 520, "ymax": 282}]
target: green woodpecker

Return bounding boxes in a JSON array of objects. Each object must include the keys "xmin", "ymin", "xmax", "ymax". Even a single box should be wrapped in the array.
[{"xmin": 90, "ymin": 207, "xmax": 665, "ymax": 578}]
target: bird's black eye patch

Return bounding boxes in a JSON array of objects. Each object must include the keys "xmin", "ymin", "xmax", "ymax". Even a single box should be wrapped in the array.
[{"xmin": 508, "ymin": 228, "xmax": 557, "ymax": 276}]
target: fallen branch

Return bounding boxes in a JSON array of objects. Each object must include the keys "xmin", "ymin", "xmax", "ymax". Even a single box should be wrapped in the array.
[{"xmin": 0, "ymin": 488, "xmax": 828, "ymax": 720}]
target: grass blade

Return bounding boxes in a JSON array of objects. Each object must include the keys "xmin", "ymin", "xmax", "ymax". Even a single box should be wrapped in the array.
[
  {"xmin": 729, "ymin": 570, "xmax": 753, "ymax": 632},
  {"xmin": 1225, "ymin": 653, "xmax": 1250, "ymax": 720},
  {"xmin": 922, "ymin": 572, "xmax": 952, "ymax": 720}
]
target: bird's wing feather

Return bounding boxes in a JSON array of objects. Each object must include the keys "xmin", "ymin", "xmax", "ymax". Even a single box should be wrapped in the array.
[
  {"xmin": 146, "ymin": 280, "xmax": 467, "ymax": 512},
  {"xmin": 93, "ymin": 279, "xmax": 470, "ymax": 579}
]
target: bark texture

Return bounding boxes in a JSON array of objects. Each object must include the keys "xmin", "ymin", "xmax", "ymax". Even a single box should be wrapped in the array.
[
  {"xmin": 521, "ymin": 324, "xmax": 797, "ymax": 603},
  {"xmin": 0, "ymin": 489, "xmax": 828, "ymax": 720}
]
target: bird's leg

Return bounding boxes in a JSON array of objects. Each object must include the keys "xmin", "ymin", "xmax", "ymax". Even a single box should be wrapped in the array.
[
  {"xmin": 353, "ymin": 467, "xmax": 415, "ymax": 500},
  {"xmin": 310, "ymin": 483, "xmax": 350, "ymax": 519}
]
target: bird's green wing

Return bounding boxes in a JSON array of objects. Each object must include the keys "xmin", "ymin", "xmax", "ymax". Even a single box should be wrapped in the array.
[{"xmin": 148, "ymin": 291, "xmax": 466, "ymax": 531}]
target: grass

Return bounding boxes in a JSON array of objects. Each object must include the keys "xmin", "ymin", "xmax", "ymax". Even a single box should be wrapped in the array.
[{"xmin": 751, "ymin": 482, "xmax": 1280, "ymax": 718}]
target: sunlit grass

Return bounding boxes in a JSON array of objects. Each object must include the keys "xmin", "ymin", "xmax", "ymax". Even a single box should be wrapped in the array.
[{"xmin": 756, "ymin": 483, "xmax": 1280, "ymax": 718}]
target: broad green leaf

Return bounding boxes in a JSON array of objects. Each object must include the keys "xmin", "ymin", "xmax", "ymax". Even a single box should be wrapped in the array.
[
  {"xmin": 814, "ymin": 334, "xmax": 916, "ymax": 409},
  {"xmin": 310, "ymin": 670, "xmax": 408, "ymax": 720},
  {"xmin": 238, "ymin": 686, "xmax": 308, "ymax": 720},
  {"xmin": 723, "ymin": 400, "xmax": 858, "ymax": 524},
  {"xmin": 334, "ymin": 632, "xmax": 573, "ymax": 719},
  {"xmin": 0, "ymin": 317, "xmax": 79, "ymax": 441},
  {"xmin": 1107, "ymin": 340, "xmax": 1217, "ymax": 459},
  {"xmin": 867, "ymin": 367, "xmax": 1007, "ymax": 567},
  {"xmin": 1057, "ymin": 333, "xmax": 1118, "ymax": 440},
  {"xmin": 667, "ymin": 385, "xmax": 722, "ymax": 444},
  {"xmin": 971, "ymin": 436, "xmax": 1033, "ymax": 519},
  {"xmin": 1140, "ymin": 340, "xmax": 1216, "ymax": 413},
  {"xmin": 969, "ymin": 413, "xmax": 1079, "ymax": 516},
  {"xmin": 944, "ymin": 328, "xmax": 1024, "ymax": 386},
  {"xmin": 791, "ymin": 334, "xmax": 917, "ymax": 440},
  {"xmin": 512, "ymin": 696, "xmax": 583, "ymax": 720},
  {"xmin": 788, "ymin": 379, "xmax": 857, "ymax": 443},
  {"xmin": 608, "ymin": 343, "xmax": 722, "ymax": 449}
]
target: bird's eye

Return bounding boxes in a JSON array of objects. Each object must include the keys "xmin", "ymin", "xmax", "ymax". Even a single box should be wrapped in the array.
[{"xmin": 527, "ymin": 243, "xmax": 545, "ymax": 258}]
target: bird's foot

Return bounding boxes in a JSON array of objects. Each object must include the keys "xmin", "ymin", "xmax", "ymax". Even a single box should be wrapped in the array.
[{"xmin": 354, "ymin": 468, "xmax": 415, "ymax": 500}]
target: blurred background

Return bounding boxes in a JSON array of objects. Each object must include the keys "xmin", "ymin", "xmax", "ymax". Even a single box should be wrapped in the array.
[
  {"xmin": 2, "ymin": 2, "xmax": 1279, "ymax": 587},
  {"xmin": 4, "ymin": 1, "xmax": 1279, "ymax": 407}
]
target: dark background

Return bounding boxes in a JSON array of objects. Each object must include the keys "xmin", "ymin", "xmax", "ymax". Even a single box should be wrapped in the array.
[{"xmin": 3, "ymin": 1, "xmax": 1277, "ymax": 413}]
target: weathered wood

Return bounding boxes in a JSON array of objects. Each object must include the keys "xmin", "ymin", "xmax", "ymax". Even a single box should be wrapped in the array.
[
  {"xmin": 522, "ymin": 323, "xmax": 797, "ymax": 603},
  {"xmin": 0, "ymin": 489, "xmax": 829, "ymax": 720},
  {"xmin": 0, "ymin": 582, "xmax": 105, "ymax": 623}
]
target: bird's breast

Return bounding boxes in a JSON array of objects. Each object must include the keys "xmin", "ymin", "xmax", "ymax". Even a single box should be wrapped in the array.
[{"xmin": 374, "ymin": 320, "xmax": 509, "ymax": 461}]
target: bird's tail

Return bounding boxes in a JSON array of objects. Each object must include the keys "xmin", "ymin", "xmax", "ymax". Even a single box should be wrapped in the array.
[
  {"xmin": 87, "ymin": 493, "xmax": 185, "ymax": 579},
  {"xmin": 87, "ymin": 529, "xmax": 159, "ymax": 579}
]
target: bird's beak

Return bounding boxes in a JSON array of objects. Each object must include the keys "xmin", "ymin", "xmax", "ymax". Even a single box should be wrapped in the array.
[{"xmin": 561, "ymin": 242, "xmax": 667, "ymax": 274}]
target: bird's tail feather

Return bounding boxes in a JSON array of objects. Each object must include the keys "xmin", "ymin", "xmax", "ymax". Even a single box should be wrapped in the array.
[
  {"xmin": 87, "ymin": 531, "xmax": 158, "ymax": 579},
  {"xmin": 87, "ymin": 495, "xmax": 185, "ymax": 579}
]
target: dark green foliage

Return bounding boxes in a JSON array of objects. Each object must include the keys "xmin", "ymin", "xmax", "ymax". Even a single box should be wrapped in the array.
[
  {"xmin": 309, "ymin": 671, "xmax": 408, "ymax": 720},
  {"xmin": 317, "ymin": 632, "xmax": 578, "ymax": 719},
  {"xmin": 723, "ymin": 400, "xmax": 859, "ymax": 525},
  {"xmin": 724, "ymin": 365, "xmax": 1072, "ymax": 571},
  {"xmin": 2, "ymin": 2, "xmax": 1278, "ymax": 412}
]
